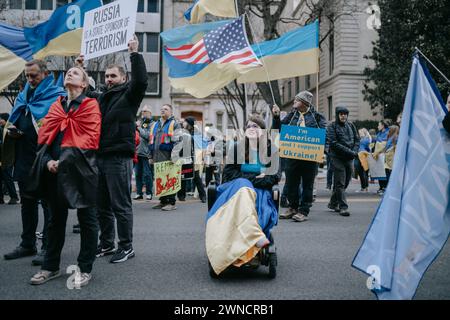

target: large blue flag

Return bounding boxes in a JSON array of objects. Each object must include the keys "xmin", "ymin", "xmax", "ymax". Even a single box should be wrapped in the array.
[
  {"xmin": 24, "ymin": 0, "xmax": 102, "ymax": 59},
  {"xmin": 352, "ymin": 55, "xmax": 450, "ymax": 299},
  {"xmin": 0, "ymin": 23, "xmax": 33, "ymax": 91}
]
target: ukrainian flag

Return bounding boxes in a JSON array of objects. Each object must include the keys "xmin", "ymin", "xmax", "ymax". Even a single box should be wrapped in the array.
[
  {"xmin": 237, "ymin": 20, "xmax": 320, "ymax": 83},
  {"xmin": 184, "ymin": 0, "xmax": 237, "ymax": 24},
  {"xmin": 24, "ymin": 0, "xmax": 102, "ymax": 59},
  {"xmin": 0, "ymin": 23, "xmax": 33, "ymax": 91}
]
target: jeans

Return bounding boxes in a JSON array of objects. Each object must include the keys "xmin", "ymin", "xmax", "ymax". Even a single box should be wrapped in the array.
[
  {"xmin": 17, "ymin": 181, "xmax": 50, "ymax": 251},
  {"xmin": 97, "ymin": 154, "xmax": 133, "ymax": 250},
  {"xmin": 43, "ymin": 196, "xmax": 98, "ymax": 273},
  {"xmin": 285, "ymin": 159, "xmax": 318, "ymax": 215},
  {"xmin": 135, "ymin": 156, "xmax": 153, "ymax": 196},
  {"xmin": 329, "ymin": 157, "xmax": 353, "ymax": 210}
]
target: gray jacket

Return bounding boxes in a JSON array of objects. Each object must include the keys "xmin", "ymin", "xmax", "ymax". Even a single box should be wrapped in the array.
[
  {"xmin": 136, "ymin": 119, "xmax": 152, "ymax": 157},
  {"xmin": 149, "ymin": 116, "xmax": 181, "ymax": 163}
]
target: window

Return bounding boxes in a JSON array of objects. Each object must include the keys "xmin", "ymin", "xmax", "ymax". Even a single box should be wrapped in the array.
[
  {"xmin": 56, "ymin": 0, "xmax": 69, "ymax": 8},
  {"xmin": 146, "ymin": 33, "xmax": 159, "ymax": 53},
  {"xmin": 146, "ymin": 73, "xmax": 158, "ymax": 94},
  {"xmin": 40, "ymin": 0, "xmax": 53, "ymax": 10},
  {"xmin": 25, "ymin": 0, "xmax": 37, "ymax": 9},
  {"xmin": 216, "ymin": 112, "xmax": 223, "ymax": 132},
  {"xmin": 327, "ymin": 96, "xmax": 333, "ymax": 120},
  {"xmin": 135, "ymin": 32, "xmax": 144, "ymax": 52},
  {"xmin": 147, "ymin": 0, "xmax": 159, "ymax": 13},
  {"xmin": 295, "ymin": 77, "xmax": 300, "ymax": 95},
  {"xmin": 137, "ymin": 0, "xmax": 144, "ymax": 12},
  {"xmin": 287, "ymin": 81, "xmax": 292, "ymax": 100},
  {"xmin": 329, "ymin": 31, "xmax": 335, "ymax": 75},
  {"xmin": 305, "ymin": 75, "xmax": 310, "ymax": 89},
  {"xmin": 9, "ymin": 0, "xmax": 22, "ymax": 9}
]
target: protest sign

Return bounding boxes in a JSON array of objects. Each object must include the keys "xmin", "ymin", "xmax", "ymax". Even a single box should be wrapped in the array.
[
  {"xmin": 81, "ymin": 0, "xmax": 138, "ymax": 60},
  {"xmin": 154, "ymin": 161, "xmax": 182, "ymax": 197},
  {"xmin": 367, "ymin": 153, "xmax": 386, "ymax": 180},
  {"xmin": 279, "ymin": 125, "xmax": 326, "ymax": 163}
]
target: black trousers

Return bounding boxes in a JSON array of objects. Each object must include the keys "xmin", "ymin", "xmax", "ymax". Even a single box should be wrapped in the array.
[
  {"xmin": 285, "ymin": 159, "xmax": 318, "ymax": 215},
  {"xmin": 1, "ymin": 166, "xmax": 18, "ymax": 200},
  {"xmin": 17, "ymin": 181, "xmax": 50, "ymax": 251},
  {"xmin": 178, "ymin": 171, "xmax": 206, "ymax": 200},
  {"xmin": 97, "ymin": 154, "xmax": 133, "ymax": 250},
  {"xmin": 354, "ymin": 158, "xmax": 369, "ymax": 189},
  {"xmin": 43, "ymin": 196, "xmax": 98, "ymax": 273},
  {"xmin": 205, "ymin": 166, "xmax": 221, "ymax": 187},
  {"xmin": 329, "ymin": 157, "xmax": 353, "ymax": 210}
]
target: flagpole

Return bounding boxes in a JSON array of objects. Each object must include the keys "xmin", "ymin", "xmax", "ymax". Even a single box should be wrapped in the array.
[
  {"xmin": 415, "ymin": 47, "xmax": 450, "ymax": 85},
  {"xmin": 316, "ymin": 70, "xmax": 319, "ymax": 110}
]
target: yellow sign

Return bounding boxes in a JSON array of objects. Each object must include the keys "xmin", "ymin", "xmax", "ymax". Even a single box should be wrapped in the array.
[{"xmin": 154, "ymin": 161, "xmax": 182, "ymax": 197}]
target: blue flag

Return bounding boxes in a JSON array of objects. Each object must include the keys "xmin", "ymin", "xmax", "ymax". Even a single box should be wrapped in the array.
[{"xmin": 352, "ymin": 55, "xmax": 450, "ymax": 299}]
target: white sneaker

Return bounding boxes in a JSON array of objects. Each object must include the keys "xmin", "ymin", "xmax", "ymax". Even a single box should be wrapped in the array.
[
  {"xmin": 73, "ymin": 272, "xmax": 92, "ymax": 287},
  {"xmin": 146, "ymin": 195, "xmax": 152, "ymax": 201},
  {"xmin": 162, "ymin": 204, "xmax": 177, "ymax": 211}
]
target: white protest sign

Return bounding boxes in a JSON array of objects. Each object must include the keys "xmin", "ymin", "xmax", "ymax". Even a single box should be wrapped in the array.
[{"xmin": 81, "ymin": 0, "xmax": 138, "ymax": 60}]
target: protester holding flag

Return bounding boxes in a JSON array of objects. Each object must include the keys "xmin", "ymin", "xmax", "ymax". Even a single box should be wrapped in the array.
[
  {"xmin": 273, "ymin": 91, "xmax": 327, "ymax": 223},
  {"xmin": 76, "ymin": 35, "xmax": 148, "ymax": 263},
  {"xmin": 384, "ymin": 125, "xmax": 399, "ymax": 184},
  {"xmin": 2, "ymin": 60, "xmax": 65, "ymax": 266},
  {"xmin": 373, "ymin": 120, "xmax": 390, "ymax": 195},
  {"xmin": 149, "ymin": 104, "xmax": 181, "ymax": 211},
  {"xmin": 326, "ymin": 106, "xmax": 360, "ymax": 217},
  {"xmin": 355, "ymin": 128, "xmax": 371, "ymax": 192},
  {"xmin": 28, "ymin": 66, "xmax": 101, "ymax": 287}
]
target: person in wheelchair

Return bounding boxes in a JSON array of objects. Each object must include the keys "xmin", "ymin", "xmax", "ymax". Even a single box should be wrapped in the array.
[{"xmin": 206, "ymin": 114, "xmax": 280, "ymax": 277}]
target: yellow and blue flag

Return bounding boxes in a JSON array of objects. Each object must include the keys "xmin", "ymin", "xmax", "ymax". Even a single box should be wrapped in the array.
[
  {"xmin": 0, "ymin": 23, "xmax": 33, "ymax": 91},
  {"xmin": 352, "ymin": 55, "xmax": 450, "ymax": 299},
  {"xmin": 237, "ymin": 20, "xmax": 320, "ymax": 83},
  {"xmin": 24, "ymin": 0, "xmax": 102, "ymax": 59},
  {"xmin": 162, "ymin": 16, "xmax": 261, "ymax": 98},
  {"xmin": 184, "ymin": 0, "xmax": 237, "ymax": 24}
]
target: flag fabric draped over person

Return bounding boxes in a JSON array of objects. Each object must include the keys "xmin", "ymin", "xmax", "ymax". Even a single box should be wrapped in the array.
[
  {"xmin": 352, "ymin": 55, "xmax": 450, "ymax": 300},
  {"xmin": 161, "ymin": 16, "xmax": 261, "ymax": 98},
  {"xmin": 0, "ymin": 23, "xmax": 33, "ymax": 91},
  {"xmin": 184, "ymin": 0, "xmax": 237, "ymax": 24},
  {"xmin": 24, "ymin": 0, "xmax": 102, "ymax": 59}
]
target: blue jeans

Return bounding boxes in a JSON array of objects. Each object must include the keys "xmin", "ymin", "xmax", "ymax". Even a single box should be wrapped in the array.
[{"xmin": 135, "ymin": 156, "xmax": 153, "ymax": 196}]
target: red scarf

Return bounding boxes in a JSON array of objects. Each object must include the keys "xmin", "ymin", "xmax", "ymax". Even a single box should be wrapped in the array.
[{"xmin": 38, "ymin": 96, "xmax": 101, "ymax": 150}]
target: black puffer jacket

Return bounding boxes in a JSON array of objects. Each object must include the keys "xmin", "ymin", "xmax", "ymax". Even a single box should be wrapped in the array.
[
  {"xmin": 89, "ymin": 53, "xmax": 148, "ymax": 157},
  {"xmin": 326, "ymin": 106, "xmax": 360, "ymax": 160}
]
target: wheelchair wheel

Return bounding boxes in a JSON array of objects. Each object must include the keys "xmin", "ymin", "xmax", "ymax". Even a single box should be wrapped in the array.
[{"xmin": 268, "ymin": 252, "xmax": 277, "ymax": 279}]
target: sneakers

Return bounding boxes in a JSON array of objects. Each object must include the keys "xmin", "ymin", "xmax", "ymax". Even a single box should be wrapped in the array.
[
  {"xmin": 280, "ymin": 196, "xmax": 289, "ymax": 208},
  {"xmin": 145, "ymin": 195, "xmax": 153, "ymax": 201},
  {"xmin": 73, "ymin": 272, "xmax": 92, "ymax": 287},
  {"xmin": 72, "ymin": 224, "xmax": 80, "ymax": 234},
  {"xmin": 162, "ymin": 204, "xmax": 177, "ymax": 211},
  {"xmin": 110, "ymin": 248, "xmax": 135, "ymax": 263},
  {"xmin": 292, "ymin": 213, "xmax": 308, "ymax": 222},
  {"xmin": 4, "ymin": 246, "xmax": 37, "ymax": 260},
  {"xmin": 31, "ymin": 250, "xmax": 47, "ymax": 266},
  {"xmin": 96, "ymin": 245, "xmax": 116, "ymax": 258},
  {"xmin": 152, "ymin": 203, "xmax": 164, "ymax": 209},
  {"xmin": 280, "ymin": 208, "xmax": 297, "ymax": 219},
  {"xmin": 200, "ymin": 197, "xmax": 206, "ymax": 203},
  {"xmin": 339, "ymin": 209, "xmax": 350, "ymax": 217},
  {"xmin": 327, "ymin": 203, "xmax": 340, "ymax": 212},
  {"xmin": 35, "ymin": 231, "xmax": 43, "ymax": 239},
  {"xmin": 133, "ymin": 194, "xmax": 143, "ymax": 200},
  {"xmin": 30, "ymin": 270, "xmax": 61, "ymax": 285}
]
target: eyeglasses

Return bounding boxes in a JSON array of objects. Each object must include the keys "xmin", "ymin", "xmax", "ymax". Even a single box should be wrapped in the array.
[{"xmin": 246, "ymin": 124, "xmax": 259, "ymax": 129}]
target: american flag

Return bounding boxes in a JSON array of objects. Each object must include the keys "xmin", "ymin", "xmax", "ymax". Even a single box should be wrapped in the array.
[{"xmin": 166, "ymin": 16, "xmax": 261, "ymax": 67}]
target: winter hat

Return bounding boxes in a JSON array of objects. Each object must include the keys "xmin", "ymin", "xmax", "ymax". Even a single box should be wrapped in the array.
[{"xmin": 295, "ymin": 90, "xmax": 313, "ymax": 106}]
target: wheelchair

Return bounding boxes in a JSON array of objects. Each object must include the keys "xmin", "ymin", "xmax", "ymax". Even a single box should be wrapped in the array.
[{"xmin": 206, "ymin": 180, "xmax": 280, "ymax": 279}]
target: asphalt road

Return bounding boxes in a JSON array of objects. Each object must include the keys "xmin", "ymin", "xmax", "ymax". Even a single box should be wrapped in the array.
[{"xmin": 0, "ymin": 180, "xmax": 449, "ymax": 300}]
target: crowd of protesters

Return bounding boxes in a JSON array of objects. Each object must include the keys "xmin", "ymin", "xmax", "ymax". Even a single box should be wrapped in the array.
[{"xmin": 2, "ymin": 33, "xmax": 437, "ymax": 288}]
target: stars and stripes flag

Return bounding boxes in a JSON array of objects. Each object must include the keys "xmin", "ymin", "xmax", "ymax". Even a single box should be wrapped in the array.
[{"xmin": 166, "ymin": 16, "xmax": 261, "ymax": 67}]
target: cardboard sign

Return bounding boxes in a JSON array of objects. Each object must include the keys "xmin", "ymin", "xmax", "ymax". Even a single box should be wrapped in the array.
[
  {"xmin": 154, "ymin": 161, "xmax": 182, "ymax": 197},
  {"xmin": 81, "ymin": 0, "xmax": 138, "ymax": 60},
  {"xmin": 279, "ymin": 125, "xmax": 326, "ymax": 163}
]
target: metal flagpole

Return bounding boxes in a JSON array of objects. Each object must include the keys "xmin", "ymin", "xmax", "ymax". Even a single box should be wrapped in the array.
[{"xmin": 415, "ymin": 47, "xmax": 450, "ymax": 85}]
